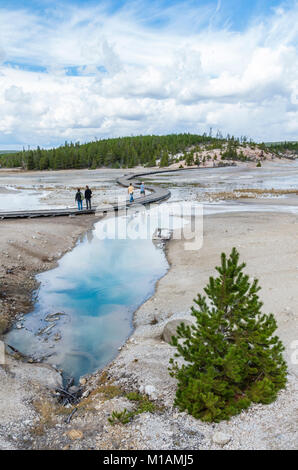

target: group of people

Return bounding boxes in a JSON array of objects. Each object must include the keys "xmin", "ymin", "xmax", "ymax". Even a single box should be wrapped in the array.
[
  {"xmin": 128, "ymin": 182, "xmax": 145, "ymax": 203},
  {"xmin": 75, "ymin": 182, "xmax": 145, "ymax": 210},
  {"xmin": 75, "ymin": 186, "xmax": 92, "ymax": 210}
]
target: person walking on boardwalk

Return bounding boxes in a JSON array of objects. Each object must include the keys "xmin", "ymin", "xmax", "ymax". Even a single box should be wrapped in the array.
[
  {"xmin": 128, "ymin": 183, "xmax": 134, "ymax": 203},
  {"xmin": 140, "ymin": 181, "xmax": 145, "ymax": 197},
  {"xmin": 85, "ymin": 185, "xmax": 92, "ymax": 210},
  {"xmin": 75, "ymin": 188, "xmax": 83, "ymax": 210}
]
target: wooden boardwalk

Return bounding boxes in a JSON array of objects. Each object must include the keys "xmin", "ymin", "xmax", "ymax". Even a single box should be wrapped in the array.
[{"xmin": 0, "ymin": 168, "xmax": 174, "ymax": 219}]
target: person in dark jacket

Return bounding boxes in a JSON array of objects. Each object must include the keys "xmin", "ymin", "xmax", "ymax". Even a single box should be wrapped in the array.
[
  {"xmin": 75, "ymin": 188, "xmax": 83, "ymax": 210},
  {"xmin": 85, "ymin": 185, "xmax": 92, "ymax": 210}
]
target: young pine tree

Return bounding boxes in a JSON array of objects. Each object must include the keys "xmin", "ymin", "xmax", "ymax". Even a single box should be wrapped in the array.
[{"xmin": 169, "ymin": 248, "xmax": 287, "ymax": 422}]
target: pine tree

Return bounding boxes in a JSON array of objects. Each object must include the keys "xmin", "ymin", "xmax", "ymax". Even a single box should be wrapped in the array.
[
  {"xmin": 39, "ymin": 153, "xmax": 49, "ymax": 170},
  {"xmin": 160, "ymin": 151, "xmax": 169, "ymax": 167},
  {"xmin": 169, "ymin": 248, "xmax": 287, "ymax": 422},
  {"xmin": 26, "ymin": 151, "xmax": 35, "ymax": 170}
]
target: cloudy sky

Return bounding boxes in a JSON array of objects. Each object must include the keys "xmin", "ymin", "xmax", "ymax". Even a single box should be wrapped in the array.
[{"xmin": 0, "ymin": 0, "xmax": 297, "ymax": 149}]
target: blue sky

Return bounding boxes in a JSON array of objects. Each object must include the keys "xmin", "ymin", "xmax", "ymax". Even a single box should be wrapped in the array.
[
  {"xmin": 0, "ymin": 0, "xmax": 297, "ymax": 148},
  {"xmin": 1, "ymin": 0, "xmax": 285, "ymax": 30}
]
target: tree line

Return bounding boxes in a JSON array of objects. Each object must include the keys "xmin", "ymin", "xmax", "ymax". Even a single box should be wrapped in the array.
[
  {"xmin": 1, "ymin": 133, "xmax": 294, "ymax": 171},
  {"xmin": 267, "ymin": 141, "xmax": 298, "ymax": 154},
  {"xmin": 0, "ymin": 133, "xmax": 244, "ymax": 170}
]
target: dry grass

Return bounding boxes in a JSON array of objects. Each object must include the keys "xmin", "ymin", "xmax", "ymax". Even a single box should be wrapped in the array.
[
  {"xmin": 31, "ymin": 398, "xmax": 72, "ymax": 435},
  {"xmin": 0, "ymin": 314, "xmax": 9, "ymax": 335},
  {"xmin": 96, "ymin": 385, "xmax": 123, "ymax": 400},
  {"xmin": 76, "ymin": 371, "xmax": 123, "ymax": 412},
  {"xmin": 237, "ymin": 188, "xmax": 298, "ymax": 195},
  {"xmin": 201, "ymin": 188, "xmax": 298, "ymax": 201},
  {"xmin": 31, "ymin": 399, "xmax": 57, "ymax": 436}
]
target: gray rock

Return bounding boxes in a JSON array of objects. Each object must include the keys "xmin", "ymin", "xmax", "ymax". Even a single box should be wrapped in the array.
[
  {"xmin": 5, "ymin": 357, "xmax": 63, "ymax": 389},
  {"xmin": 162, "ymin": 319, "xmax": 193, "ymax": 344},
  {"xmin": 212, "ymin": 431, "xmax": 231, "ymax": 446},
  {"xmin": 139, "ymin": 384, "xmax": 157, "ymax": 399},
  {"xmin": 152, "ymin": 228, "xmax": 172, "ymax": 241},
  {"xmin": 68, "ymin": 385, "xmax": 80, "ymax": 394},
  {"xmin": 144, "ymin": 385, "xmax": 157, "ymax": 399}
]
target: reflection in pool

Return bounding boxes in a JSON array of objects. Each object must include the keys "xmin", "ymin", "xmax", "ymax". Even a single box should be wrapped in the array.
[{"xmin": 6, "ymin": 222, "xmax": 168, "ymax": 382}]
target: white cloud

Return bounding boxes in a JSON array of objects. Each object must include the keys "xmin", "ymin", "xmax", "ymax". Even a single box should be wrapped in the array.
[
  {"xmin": 4, "ymin": 85, "xmax": 31, "ymax": 103},
  {"xmin": 0, "ymin": 1, "xmax": 297, "ymax": 147}
]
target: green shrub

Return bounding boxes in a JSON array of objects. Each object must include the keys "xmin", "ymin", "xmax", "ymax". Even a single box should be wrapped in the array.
[
  {"xmin": 108, "ymin": 409, "xmax": 133, "ymax": 425},
  {"xmin": 126, "ymin": 392, "xmax": 157, "ymax": 414},
  {"xmin": 108, "ymin": 393, "xmax": 158, "ymax": 425},
  {"xmin": 126, "ymin": 392, "xmax": 143, "ymax": 401},
  {"xmin": 169, "ymin": 248, "xmax": 287, "ymax": 422},
  {"xmin": 135, "ymin": 400, "xmax": 156, "ymax": 414}
]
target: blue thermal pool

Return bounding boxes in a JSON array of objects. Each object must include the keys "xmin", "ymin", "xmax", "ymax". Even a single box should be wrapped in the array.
[{"xmin": 5, "ymin": 220, "xmax": 168, "ymax": 382}]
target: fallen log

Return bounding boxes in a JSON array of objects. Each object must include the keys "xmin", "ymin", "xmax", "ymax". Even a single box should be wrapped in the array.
[{"xmin": 65, "ymin": 407, "xmax": 78, "ymax": 424}]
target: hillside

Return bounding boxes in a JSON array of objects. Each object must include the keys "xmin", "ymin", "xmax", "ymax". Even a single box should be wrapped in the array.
[
  {"xmin": 0, "ymin": 134, "xmax": 296, "ymax": 171},
  {"xmin": 264, "ymin": 141, "xmax": 298, "ymax": 159}
]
